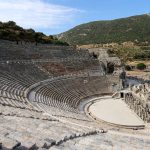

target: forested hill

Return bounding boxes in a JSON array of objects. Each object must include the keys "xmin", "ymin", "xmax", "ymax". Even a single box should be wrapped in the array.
[
  {"xmin": 0, "ymin": 21, "xmax": 69, "ymax": 45},
  {"xmin": 57, "ymin": 14, "xmax": 150, "ymax": 45}
]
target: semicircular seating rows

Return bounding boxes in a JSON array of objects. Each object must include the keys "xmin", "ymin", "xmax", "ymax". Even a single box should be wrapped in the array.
[
  {"xmin": 0, "ymin": 58, "xmax": 108, "ymax": 115},
  {"xmin": 31, "ymin": 76, "xmax": 110, "ymax": 112},
  {"xmin": 26, "ymin": 74, "xmax": 111, "ymax": 126},
  {"xmin": 1, "ymin": 41, "xmax": 150, "ymax": 150},
  {"xmin": 0, "ymin": 58, "xmax": 111, "ymax": 148}
]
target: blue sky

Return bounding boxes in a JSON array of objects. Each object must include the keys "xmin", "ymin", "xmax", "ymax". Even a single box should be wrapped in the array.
[{"xmin": 0, "ymin": 0, "xmax": 149, "ymax": 35}]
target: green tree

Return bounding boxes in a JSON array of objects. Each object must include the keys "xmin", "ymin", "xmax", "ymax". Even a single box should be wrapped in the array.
[{"xmin": 136, "ymin": 63, "xmax": 146, "ymax": 70}]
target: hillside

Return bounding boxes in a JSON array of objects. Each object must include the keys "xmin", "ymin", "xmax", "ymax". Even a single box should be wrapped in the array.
[
  {"xmin": 0, "ymin": 21, "xmax": 69, "ymax": 45},
  {"xmin": 57, "ymin": 14, "xmax": 150, "ymax": 45}
]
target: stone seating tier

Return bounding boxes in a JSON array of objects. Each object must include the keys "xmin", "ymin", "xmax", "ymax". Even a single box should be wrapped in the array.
[{"xmin": 0, "ymin": 40, "xmax": 90, "ymax": 60}]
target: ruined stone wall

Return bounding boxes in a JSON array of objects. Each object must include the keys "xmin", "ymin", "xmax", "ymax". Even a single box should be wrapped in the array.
[{"xmin": 124, "ymin": 93, "xmax": 150, "ymax": 122}]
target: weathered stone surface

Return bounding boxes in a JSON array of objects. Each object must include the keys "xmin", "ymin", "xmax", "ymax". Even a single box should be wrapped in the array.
[
  {"xmin": 125, "ymin": 83, "xmax": 150, "ymax": 123},
  {"xmin": 0, "ymin": 143, "xmax": 2, "ymax": 150},
  {"xmin": 28, "ymin": 144, "xmax": 38, "ymax": 150},
  {"xmin": 0, "ymin": 49, "xmax": 149, "ymax": 150},
  {"xmin": 42, "ymin": 139, "xmax": 56, "ymax": 148}
]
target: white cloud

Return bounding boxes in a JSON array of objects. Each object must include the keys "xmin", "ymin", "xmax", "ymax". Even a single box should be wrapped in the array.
[{"xmin": 0, "ymin": 0, "xmax": 80, "ymax": 29}]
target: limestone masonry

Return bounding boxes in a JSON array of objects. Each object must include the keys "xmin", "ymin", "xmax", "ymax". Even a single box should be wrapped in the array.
[{"xmin": 0, "ymin": 40, "xmax": 150, "ymax": 150}]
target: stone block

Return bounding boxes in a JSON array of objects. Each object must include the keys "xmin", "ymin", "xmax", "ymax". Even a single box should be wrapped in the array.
[{"xmin": 29, "ymin": 144, "xmax": 38, "ymax": 150}]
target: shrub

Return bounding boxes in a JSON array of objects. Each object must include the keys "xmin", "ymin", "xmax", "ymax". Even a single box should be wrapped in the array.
[
  {"xmin": 136, "ymin": 63, "xmax": 146, "ymax": 70},
  {"xmin": 0, "ymin": 21, "xmax": 69, "ymax": 45}
]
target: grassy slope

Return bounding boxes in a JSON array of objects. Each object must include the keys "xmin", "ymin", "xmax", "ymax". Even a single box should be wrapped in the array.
[
  {"xmin": 0, "ymin": 21, "xmax": 69, "ymax": 45},
  {"xmin": 58, "ymin": 14, "xmax": 150, "ymax": 45}
]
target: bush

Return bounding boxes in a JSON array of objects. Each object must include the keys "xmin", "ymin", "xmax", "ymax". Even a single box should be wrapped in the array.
[
  {"xmin": 0, "ymin": 21, "xmax": 69, "ymax": 45},
  {"xmin": 136, "ymin": 63, "xmax": 146, "ymax": 70},
  {"xmin": 125, "ymin": 65, "xmax": 132, "ymax": 71}
]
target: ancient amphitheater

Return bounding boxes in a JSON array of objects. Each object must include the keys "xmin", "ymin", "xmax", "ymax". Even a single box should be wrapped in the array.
[{"xmin": 0, "ymin": 40, "xmax": 150, "ymax": 150}]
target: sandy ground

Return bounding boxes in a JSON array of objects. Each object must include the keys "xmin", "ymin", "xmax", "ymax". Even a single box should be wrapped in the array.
[
  {"xmin": 127, "ymin": 60, "xmax": 150, "ymax": 66},
  {"xmin": 126, "ymin": 60, "xmax": 150, "ymax": 79},
  {"xmin": 127, "ymin": 70, "xmax": 149, "ymax": 76},
  {"xmin": 89, "ymin": 98, "xmax": 145, "ymax": 127}
]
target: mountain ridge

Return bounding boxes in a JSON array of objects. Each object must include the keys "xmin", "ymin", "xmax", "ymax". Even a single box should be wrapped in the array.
[{"xmin": 57, "ymin": 14, "xmax": 150, "ymax": 45}]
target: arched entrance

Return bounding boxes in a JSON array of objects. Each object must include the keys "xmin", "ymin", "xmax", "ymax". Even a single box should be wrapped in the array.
[{"xmin": 107, "ymin": 62, "xmax": 115, "ymax": 74}]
